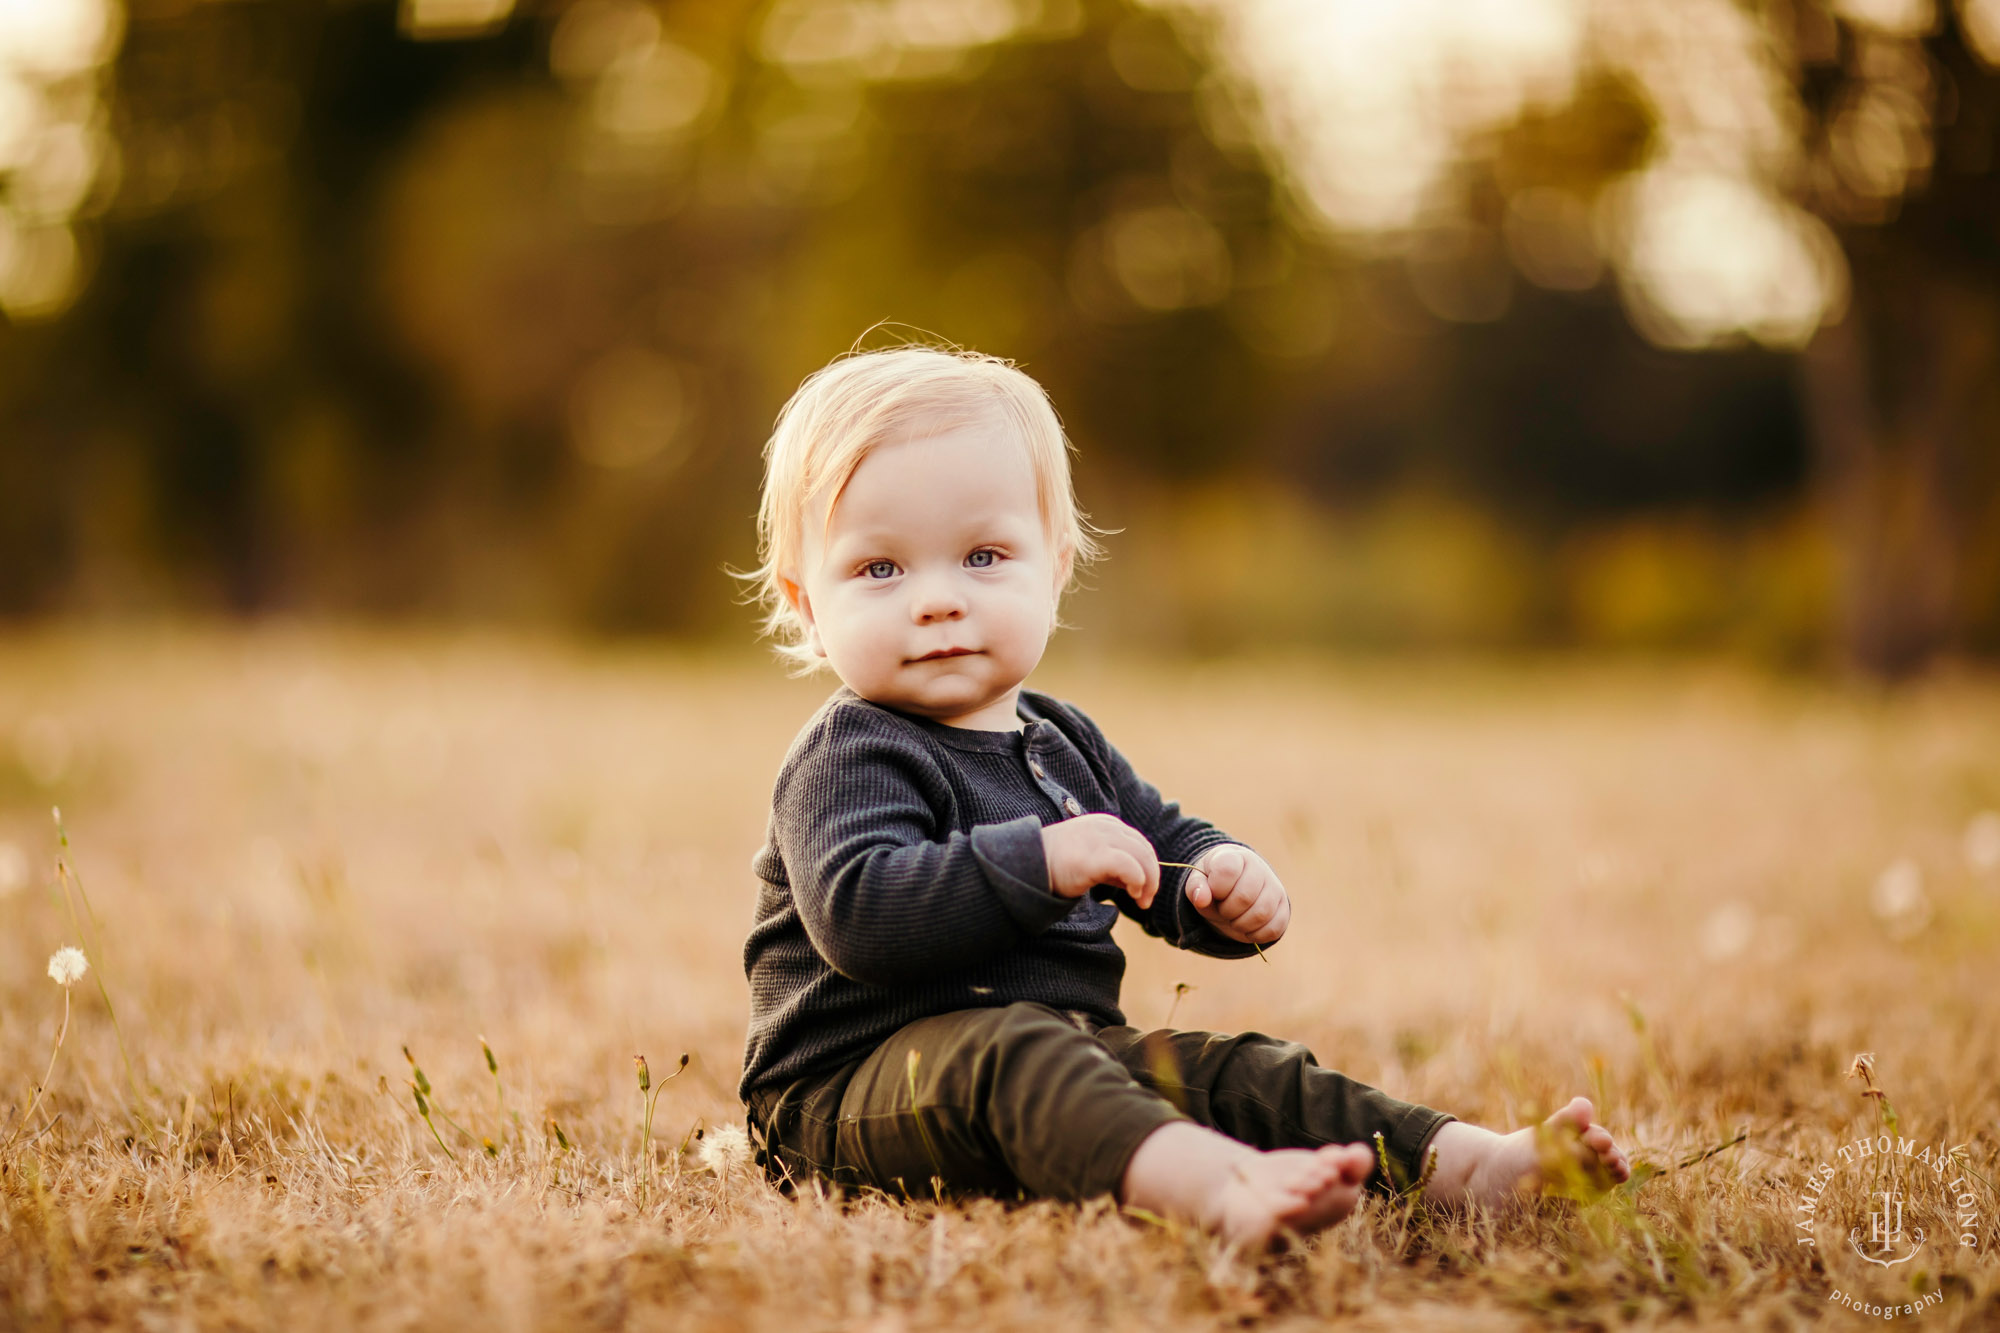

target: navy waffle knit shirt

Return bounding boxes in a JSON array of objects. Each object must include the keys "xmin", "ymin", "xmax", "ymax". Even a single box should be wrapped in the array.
[{"xmin": 739, "ymin": 684, "xmax": 1263, "ymax": 1100}]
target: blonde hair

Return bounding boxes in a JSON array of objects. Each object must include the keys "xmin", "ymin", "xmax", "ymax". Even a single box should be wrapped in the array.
[{"xmin": 739, "ymin": 343, "xmax": 1105, "ymax": 673}]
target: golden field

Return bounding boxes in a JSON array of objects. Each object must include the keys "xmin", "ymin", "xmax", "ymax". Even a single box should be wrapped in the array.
[{"xmin": 1, "ymin": 629, "xmax": 1996, "ymax": 1330}]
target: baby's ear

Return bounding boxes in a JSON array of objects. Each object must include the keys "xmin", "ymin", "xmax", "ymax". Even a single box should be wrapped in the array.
[
  {"xmin": 1052, "ymin": 541, "xmax": 1076, "ymax": 595},
  {"xmin": 777, "ymin": 572, "xmax": 807, "ymax": 616},
  {"xmin": 778, "ymin": 574, "xmax": 828, "ymax": 658}
]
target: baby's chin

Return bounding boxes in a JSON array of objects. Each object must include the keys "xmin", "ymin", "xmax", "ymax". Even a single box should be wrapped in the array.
[{"xmin": 867, "ymin": 663, "xmax": 1021, "ymax": 718}]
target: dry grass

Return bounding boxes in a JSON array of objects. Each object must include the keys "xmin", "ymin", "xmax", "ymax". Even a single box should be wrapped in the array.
[{"xmin": 2, "ymin": 628, "xmax": 1997, "ymax": 1330}]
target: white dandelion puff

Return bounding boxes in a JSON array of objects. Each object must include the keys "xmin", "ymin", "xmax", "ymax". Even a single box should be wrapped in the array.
[
  {"xmin": 1870, "ymin": 859, "xmax": 1931, "ymax": 940},
  {"xmin": 0, "ymin": 841, "xmax": 28, "ymax": 898},
  {"xmin": 697, "ymin": 1123, "xmax": 755, "ymax": 1179},
  {"xmin": 1964, "ymin": 811, "xmax": 2000, "ymax": 874},
  {"xmin": 47, "ymin": 946, "xmax": 88, "ymax": 986},
  {"xmin": 1700, "ymin": 900, "xmax": 1755, "ymax": 962}
]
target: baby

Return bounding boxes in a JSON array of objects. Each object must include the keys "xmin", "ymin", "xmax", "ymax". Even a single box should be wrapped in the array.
[{"xmin": 736, "ymin": 345, "xmax": 1629, "ymax": 1249}]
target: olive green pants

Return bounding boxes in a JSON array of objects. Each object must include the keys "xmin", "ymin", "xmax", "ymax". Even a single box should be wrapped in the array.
[{"xmin": 745, "ymin": 1002, "xmax": 1454, "ymax": 1204}]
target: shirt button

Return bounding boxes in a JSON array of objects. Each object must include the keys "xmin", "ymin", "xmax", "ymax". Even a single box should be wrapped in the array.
[
  {"xmin": 1063, "ymin": 797, "xmax": 1082, "ymax": 816},
  {"xmin": 1029, "ymin": 760, "xmax": 1045, "ymax": 778}
]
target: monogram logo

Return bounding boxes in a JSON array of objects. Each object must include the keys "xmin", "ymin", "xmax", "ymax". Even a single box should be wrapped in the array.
[{"xmin": 1849, "ymin": 1188, "xmax": 1925, "ymax": 1268}]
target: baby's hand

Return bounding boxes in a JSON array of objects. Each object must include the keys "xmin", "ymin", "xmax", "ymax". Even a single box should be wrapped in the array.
[
  {"xmin": 1187, "ymin": 845, "xmax": 1289, "ymax": 945},
  {"xmin": 1041, "ymin": 814, "xmax": 1162, "ymax": 907}
]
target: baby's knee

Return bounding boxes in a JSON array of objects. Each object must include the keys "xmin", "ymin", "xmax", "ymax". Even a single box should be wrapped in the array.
[
  {"xmin": 959, "ymin": 1003, "xmax": 1114, "ymax": 1082},
  {"xmin": 969, "ymin": 1002, "xmax": 1093, "ymax": 1058}
]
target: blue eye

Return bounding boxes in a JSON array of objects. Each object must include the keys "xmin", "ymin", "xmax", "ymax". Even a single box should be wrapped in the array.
[
  {"xmin": 865, "ymin": 560, "xmax": 897, "ymax": 579},
  {"xmin": 966, "ymin": 549, "xmax": 997, "ymax": 568}
]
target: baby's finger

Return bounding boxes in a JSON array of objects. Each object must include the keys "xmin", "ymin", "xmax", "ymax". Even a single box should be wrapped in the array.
[
  {"xmin": 1210, "ymin": 868, "xmax": 1261, "ymax": 920},
  {"xmin": 1185, "ymin": 868, "xmax": 1211, "ymax": 909},
  {"xmin": 1121, "ymin": 829, "xmax": 1161, "ymax": 909},
  {"xmin": 1203, "ymin": 847, "xmax": 1246, "ymax": 893},
  {"xmin": 1098, "ymin": 848, "xmax": 1147, "ymax": 898},
  {"xmin": 1232, "ymin": 882, "xmax": 1282, "ymax": 935}
]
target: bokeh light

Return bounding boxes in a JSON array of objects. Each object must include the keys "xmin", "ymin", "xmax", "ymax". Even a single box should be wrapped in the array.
[
  {"xmin": 1190, "ymin": 0, "xmax": 1585, "ymax": 235},
  {"xmin": 401, "ymin": 0, "xmax": 516, "ymax": 41},
  {"xmin": 0, "ymin": 0, "xmax": 121, "ymax": 320},
  {"xmin": 1178, "ymin": 0, "xmax": 1861, "ymax": 346},
  {"xmin": 1966, "ymin": 0, "xmax": 2000, "ymax": 65},
  {"xmin": 1613, "ymin": 168, "xmax": 1847, "ymax": 349}
]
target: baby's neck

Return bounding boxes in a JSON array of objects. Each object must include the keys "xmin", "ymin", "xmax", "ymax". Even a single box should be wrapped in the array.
[{"xmin": 860, "ymin": 684, "xmax": 1029, "ymax": 733}]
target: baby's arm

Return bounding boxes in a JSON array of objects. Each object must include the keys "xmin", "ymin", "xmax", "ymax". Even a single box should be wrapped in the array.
[
  {"xmin": 1058, "ymin": 707, "xmax": 1268, "ymax": 959},
  {"xmin": 775, "ymin": 710, "xmax": 1074, "ymax": 986}
]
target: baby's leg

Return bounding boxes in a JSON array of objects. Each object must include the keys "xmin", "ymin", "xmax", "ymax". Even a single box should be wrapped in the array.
[
  {"xmin": 829, "ymin": 1002, "xmax": 1182, "ymax": 1202},
  {"xmin": 1095, "ymin": 1024, "xmax": 1455, "ymax": 1196},
  {"xmin": 1419, "ymin": 1096, "xmax": 1632, "ymax": 1207},
  {"xmin": 827, "ymin": 1002, "xmax": 1372, "ymax": 1249},
  {"xmin": 1095, "ymin": 1024, "xmax": 1631, "ymax": 1214}
]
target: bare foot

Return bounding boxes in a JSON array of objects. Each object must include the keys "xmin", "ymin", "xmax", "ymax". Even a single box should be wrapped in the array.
[
  {"xmin": 1422, "ymin": 1096, "xmax": 1633, "ymax": 1208},
  {"xmin": 1208, "ymin": 1143, "xmax": 1376, "ymax": 1248},
  {"xmin": 1121, "ymin": 1123, "xmax": 1376, "ymax": 1251}
]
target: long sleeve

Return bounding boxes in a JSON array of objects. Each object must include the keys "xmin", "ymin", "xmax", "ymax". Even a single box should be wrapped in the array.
[
  {"xmin": 773, "ymin": 709, "xmax": 1076, "ymax": 987},
  {"xmin": 1059, "ymin": 705, "xmax": 1264, "ymax": 961}
]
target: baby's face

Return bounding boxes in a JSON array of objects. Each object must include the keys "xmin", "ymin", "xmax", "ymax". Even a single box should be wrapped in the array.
[{"xmin": 786, "ymin": 420, "xmax": 1065, "ymax": 730}]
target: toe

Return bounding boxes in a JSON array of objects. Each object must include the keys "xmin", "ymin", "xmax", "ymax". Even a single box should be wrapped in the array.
[
  {"xmin": 1290, "ymin": 1169, "xmax": 1336, "ymax": 1199},
  {"xmin": 1550, "ymin": 1096, "xmax": 1594, "ymax": 1133},
  {"xmin": 1319, "ymin": 1143, "xmax": 1375, "ymax": 1186}
]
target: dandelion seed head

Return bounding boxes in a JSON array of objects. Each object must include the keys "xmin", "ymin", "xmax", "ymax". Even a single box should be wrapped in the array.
[
  {"xmin": 697, "ymin": 1122, "xmax": 754, "ymax": 1179},
  {"xmin": 47, "ymin": 945, "xmax": 88, "ymax": 985},
  {"xmin": 1870, "ymin": 859, "xmax": 1931, "ymax": 939},
  {"xmin": 0, "ymin": 840, "xmax": 28, "ymax": 898},
  {"xmin": 1964, "ymin": 811, "xmax": 2000, "ymax": 874},
  {"xmin": 1700, "ymin": 900, "xmax": 1755, "ymax": 961}
]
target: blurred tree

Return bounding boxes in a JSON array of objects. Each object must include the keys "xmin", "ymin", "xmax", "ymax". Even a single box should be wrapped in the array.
[
  {"xmin": 0, "ymin": 0, "xmax": 1992, "ymax": 668},
  {"xmin": 753, "ymin": 1, "xmax": 1297, "ymax": 475},
  {"xmin": 1770, "ymin": 0, "xmax": 2000, "ymax": 674},
  {"xmin": 1164, "ymin": 0, "xmax": 2000, "ymax": 669}
]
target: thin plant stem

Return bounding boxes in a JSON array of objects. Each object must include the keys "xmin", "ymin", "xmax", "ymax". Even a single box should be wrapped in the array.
[
  {"xmin": 905, "ymin": 1049, "xmax": 946, "ymax": 1200},
  {"xmin": 2, "ymin": 987, "xmax": 72, "ymax": 1157},
  {"xmin": 481, "ymin": 1036, "xmax": 514, "ymax": 1143},
  {"xmin": 635, "ymin": 1054, "xmax": 688, "ymax": 1201},
  {"xmin": 411, "ymin": 1084, "xmax": 458, "ymax": 1162},
  {"xmin": 51, "ymin": 814, "xmax": 141, "ymax": 1106},
  {"xmin": 406, "ymin": 1040, "xmax": 468, "ymax": 1160}
]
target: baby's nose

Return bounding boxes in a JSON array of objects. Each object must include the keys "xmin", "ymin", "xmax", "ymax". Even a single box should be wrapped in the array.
[
  {"xmin": 911, "ymin": 577, "xmax": 967, "ymax": 622},
  {"xmin": 914, "ymin": 598, "xmax": 965, "ymax": 623}
]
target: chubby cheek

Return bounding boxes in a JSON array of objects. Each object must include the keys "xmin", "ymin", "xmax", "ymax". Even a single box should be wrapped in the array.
[
  {"xmin": 822, "ymin": 597, "xmax": 901, "ymax": 676},
  {"xmin": 993, "ymin": 591, "xmax": 1056, "ymax": 660}
]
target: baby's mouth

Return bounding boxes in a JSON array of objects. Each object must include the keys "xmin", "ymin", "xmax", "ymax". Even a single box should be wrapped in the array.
[{"xmin": 912, "ymin": 648, "xmax": 979, "ymax": 662}]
